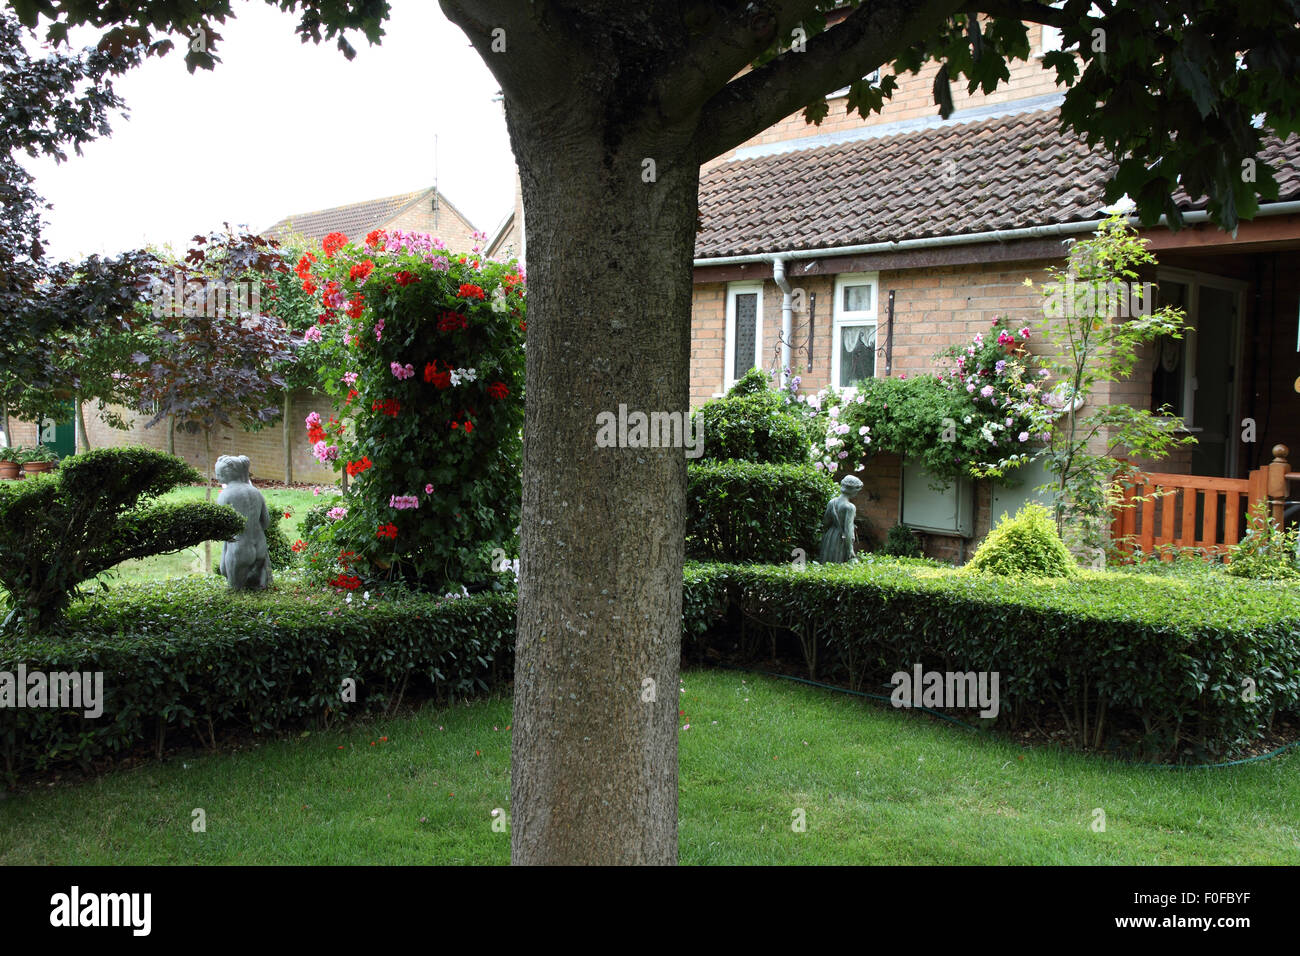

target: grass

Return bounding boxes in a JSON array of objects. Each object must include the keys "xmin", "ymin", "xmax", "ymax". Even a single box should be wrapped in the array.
[
  {"xmin": 2, "ymin": 669, "xmax": 1296, "ymax": 865},
  {"xmin": 91, "ymin": 484, "xmax": 322, "ymax": 585}
]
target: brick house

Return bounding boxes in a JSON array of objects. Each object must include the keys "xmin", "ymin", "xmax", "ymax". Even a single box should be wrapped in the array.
[{"xmin": 690, "ymin": 23, "xmax": 1300, "ymax": 560}]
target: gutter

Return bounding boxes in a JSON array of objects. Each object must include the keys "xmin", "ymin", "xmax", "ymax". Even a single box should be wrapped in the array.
[
  {"xmin": 771, "ymin": 257, "xmax": 793, "ymax": 386},
  {"xmin": 694, "ymin": 201, "xmax": 1300, "ymax": 269}
]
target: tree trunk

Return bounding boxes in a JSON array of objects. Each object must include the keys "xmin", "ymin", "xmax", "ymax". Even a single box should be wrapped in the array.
[
  {"xmin": 507, "ymin": 126, "xmax": 699, "ymax": 865},
  {"xmin": 203, "ymin": 427, "xmax": 213, "ymax": 574},
  {"xmin": 283, "ymin": 387, "xmax": 293, "ymax": 485},
  {"xmin": 75, "ymin": 393, "xmax": 91, "ymax": 452},
  {"xmin": 168, "ymin": 415, "xmax": 176, "ymax": 456}
]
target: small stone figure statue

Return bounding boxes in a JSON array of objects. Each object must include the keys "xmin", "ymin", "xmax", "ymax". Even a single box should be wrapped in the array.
[
  {"xmin": 215, "ymin": 454, "xmax": 271, "ymax": 590},
  {"xmin": 818, "ymin": 474, "xmax": 863, "ymax": 564}
]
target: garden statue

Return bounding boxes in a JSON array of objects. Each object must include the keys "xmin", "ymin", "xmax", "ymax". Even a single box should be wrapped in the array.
[
  {"xmin": 819, "ymin": 474, "xmax": 863, "ymax": 564},
  {"xmin": 214, "ymin": 454, "xmax": 271, "ymax": 590}
]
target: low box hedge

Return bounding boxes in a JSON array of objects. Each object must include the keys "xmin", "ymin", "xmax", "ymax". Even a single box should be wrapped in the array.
[
  {"xmin": 0, "ymin": 578, "xmax": 516, "ymax": 781},
  {"xmin": 687, "ymin": 461, "xmax": 837, "ymax": 563},
  {"xmin": 681, "ymin": 559, "xmax": 1300, "ymax": 760}
]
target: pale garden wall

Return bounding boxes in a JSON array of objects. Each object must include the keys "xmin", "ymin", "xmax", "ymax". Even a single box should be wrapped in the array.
[{"xmin": 5, "ymin": 387, "xmax": 340, "ymax": 486}]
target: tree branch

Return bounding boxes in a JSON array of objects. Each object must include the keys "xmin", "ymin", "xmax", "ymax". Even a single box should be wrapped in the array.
[
  {"xmin": 694, "ymin": 0, "xmax": 967, "ymax": 163},
  {"xmin": 966, "ymin": 0, "xmax": 1071, "ymax": 27}
]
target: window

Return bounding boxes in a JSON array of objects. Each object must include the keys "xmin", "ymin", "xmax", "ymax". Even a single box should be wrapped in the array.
[
  {"xmin": 832, "ymin": 273, "xmax": 878, "ymax": 390},
  {"xmin": 724, "ymin": 282, "xmax": 764, "ymax": 389},
  {"xmin": 829, "ymin": 68, "xmax": 880, "ymax": 99},
  {"xmin": 1038, "ymin": 24, "xmax": 1064, "ymax": 55}
]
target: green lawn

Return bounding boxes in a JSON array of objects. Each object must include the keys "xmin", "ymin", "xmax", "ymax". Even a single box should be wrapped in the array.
[
  {"xmin": 2, "ymin": 669, "xmax": 1296, "ymax": 865},
  {"xmin": 92, "ymin": 484, "xmax": 324, "ymax": 585}
]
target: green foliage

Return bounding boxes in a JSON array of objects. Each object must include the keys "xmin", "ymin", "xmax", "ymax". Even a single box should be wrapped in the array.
[
  {"xmin": 0, "ymin": 447, "xmax": 245, "ymax": 632},
  {"xmin": 966, "ymin": 504, "xmax": 1077, "ymax": 578},
  {"xmin": 17, "ymin": 445, "xmax": 58, "ymax": 463},
  {"xmin": 810, "ymin": 369, "xmax": 1040, "ymax": 486},
  {"xmin": 264, "ymin": 500, "xmax": 295, "ymax": 572},
  {"xmin": 682, "ymin": 560, "xmax": 1300, "ymax": 759},
  {"xmin": 883, "ymin": 523, "xmax": 923, "ymax": 558},
  {"xmin": 726, "ymin": 366, "xmax": 772, "ymax": 398},
  {"xmin": 1030, "ymin": 217, "xmax": 1196, "ymax": 552},
  {"xmin": 686, "ymin": 460, "xmax": 837, "ymax": 562},
  {"xmin": 0, "ymin": 578, "xmax": 516, "ymax": 781},
  {"xmin": 694, "ymin": 387, "xmax": 812, "ymax": 465},
  {"xmin": 297, "ymin": 236, "xmax": 526, "ymax": 591},
  {"xmin": 1226, "ymin": 502, "xmax": 1300, "ymax": 580}
]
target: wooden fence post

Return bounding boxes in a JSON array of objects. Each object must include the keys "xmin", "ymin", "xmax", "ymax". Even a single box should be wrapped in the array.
[{"xmin": 1269, "ymin": 444, "xmax": 1290, "ymax": 527}]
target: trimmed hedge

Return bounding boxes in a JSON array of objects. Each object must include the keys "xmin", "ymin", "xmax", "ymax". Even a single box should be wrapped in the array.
[
  {"xmin": 0, "ymin": 578, "xmax": 515, "ymax": 781},
  {"xmin": 680, "ymin": 560, "xmax": 1300, "ymax": 760},
  {"xmin": 686, "ymin": 461, "xmax": 837, "ymax": 563},
  {"xmin": 693, "ymin": 390, "xmax": 811, "ymax": 465}
]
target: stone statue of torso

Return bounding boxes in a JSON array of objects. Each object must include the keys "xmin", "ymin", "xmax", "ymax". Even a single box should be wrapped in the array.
[{"xmin": 215, "ymin": 454, "xmax": 271, "ymax": 590}]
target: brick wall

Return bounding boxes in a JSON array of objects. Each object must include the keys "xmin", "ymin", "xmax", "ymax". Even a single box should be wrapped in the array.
[
  {"xmin": 706, "ymin": 23, "xmax": 1065, "ymax": 170},
  {"xmin": 387, "ymin": 197, "xmax": 480, "ymax": 255}
]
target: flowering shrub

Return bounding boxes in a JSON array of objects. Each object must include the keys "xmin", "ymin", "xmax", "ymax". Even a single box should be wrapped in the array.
[
  {"xmin": 933, "ymin": 317, "xmax": 1051, "ymax": 476},
  {"xmin": 295, "ymin": 228, "xmax": 525, "ymax": 590}
]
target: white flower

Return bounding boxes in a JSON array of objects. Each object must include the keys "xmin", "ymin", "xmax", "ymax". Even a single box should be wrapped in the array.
[{"xmin": 858, "ymin": 426, "xmax": 869, "ymax": 436}]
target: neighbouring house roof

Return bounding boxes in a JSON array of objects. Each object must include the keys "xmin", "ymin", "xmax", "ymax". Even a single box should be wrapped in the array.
[
  {"xmin": 263, "ymin": 187, "xmax": 476, "ymax": 243},
  {"xmin": 484, "ymin": 209, "xmax": 516, "ymax": 258},
  {"xmin": 695, "ymin": 96, "xmax": 1300, "ymax": 260}
]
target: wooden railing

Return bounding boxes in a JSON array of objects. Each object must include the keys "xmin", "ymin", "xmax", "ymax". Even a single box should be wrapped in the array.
[{"xmin": 1110, "ymin": 445, "xmax": 1291, "ymax": 558}]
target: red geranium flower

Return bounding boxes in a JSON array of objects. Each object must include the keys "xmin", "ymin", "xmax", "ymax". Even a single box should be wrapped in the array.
[
  {"xmin": 371, "ymin": 399, "xmax": 401, "ymax": 417},
  {"xmin": 291, "ymin": 539, "xmax": 306, "ymax": 553},
  {"xmin": 322, "ymin": 232, "xmax": 347, "ymax": 258},
  {"xmin": 328, "ymin": 573, "xmax": 362, "ymax": 591},
  {"xmin": 376, "ymin": 523, "xmax": 398, "ymax": 540},
  {"xmin": 424, "ymin": 361, "xmax": 451, "ymax": 390},
  {"xmin": 345, "ymin": 455, "xmax": 372, "ymax": 477},
  {"xmin": 394, "ymin": 270, "xmax": 419, "ymax": 287},
  {"xmin": 364, "ymin": 229, "xmax": 387, "ymax": 249},
  {"xmin": 463, "ymin": 420, "xmax": 474, "ymax": 434},
  {"xmin": 519, "ymin": 321, "xmax": 526, "ymax": 332},
  {"xmin": 437, "ymin": 311, "xmax": 468, "ymax": 333},
  {"xmin": 294, "ymin": 253, "xmax": 316, "ymax": 279},
  {"xmin": 345, "ymin": 293, "xmax": 365, "ymax": 319},
  {"xmin": 301, "ymin": 278, "xmax": 316, "ymax": 294},
  {"xmin": 458, "ymin": 283, "xmax": 485, "ymax": 301},
  {"xmin": 349, "ymin": 259, "xmax": 375, "ymax": 281},
  {"xmin": 344, "ymin": 388, "xmax": 359, "ymax": 406},
  {"xmin": 307, "ymin": 424, "xmax": 327, "ymax": 444},
  {"xmin": 487, "ymin": 382, "xmax": 509, "ymax": 400}
]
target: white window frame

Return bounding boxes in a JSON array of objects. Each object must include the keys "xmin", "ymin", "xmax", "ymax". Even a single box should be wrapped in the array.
[
  {"xmin": 724, "ymin": 281, "xmax": 764, "ymax": 391},
  {"xmin": 829, "ymin": 68, "xmax": 881, "ymax": 99},
  {"xmin": 831, "ymin": 272, "xmax": 880, "ymax": 393}
]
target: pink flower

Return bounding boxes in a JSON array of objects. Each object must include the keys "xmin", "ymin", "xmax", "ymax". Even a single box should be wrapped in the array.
[
  {"xmin": 966, "ymin": 383, "xmax": 976, "ymax": 393},
  {"xmin": 390, "ymin": 362, "xmax": 415, "ymax": 380},
  {"xmin": 389, "ymin": 495, "xmax": 420, "ymax": 510},
  {"xmin": 424, "ymin": 483, "xmax": 434, "ymax": 494},
  {"xmin": 312, "ymin": 441, "xmax": 339, "ymax": 464},
  {"xmin": 327, "ymin": 506, "xmax": 348, "ymax": 521},
  {"xmin": 304, "ymin": 412, "xmax": 321, "ymax": 429},
  {"xmin": 1019, "ymin": 327, "xmax": 1031, "ymax": 340},
  {"xmin": 303, "ymin": 326, "xmax": 323, "ymax": 343},
  {"xmin": 342, "ymin": 372, "xmax": 358, "ymax": 386},
  {"xmin": 1018, "ymin": 431, "xmax": 1030, "ymax": 442},
  {"xmin": 980, "ymin": 385, "xmax": 995, "ymax": 398}
]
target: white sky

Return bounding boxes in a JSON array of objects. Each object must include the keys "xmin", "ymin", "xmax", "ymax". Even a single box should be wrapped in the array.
[{"xmin": 21, "ymin": 0, "xmax": 518, "ymax": 262}]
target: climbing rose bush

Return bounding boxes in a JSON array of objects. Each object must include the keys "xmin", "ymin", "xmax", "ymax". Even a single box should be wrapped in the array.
[{"xmin": 296, "ymin": 228, "xmax": 525, "ymax": 590}]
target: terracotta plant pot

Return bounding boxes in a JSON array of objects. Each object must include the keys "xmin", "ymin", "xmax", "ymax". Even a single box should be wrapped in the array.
[
  {"xmin": 21, "ymin": 461, "xmax": 53, "ymax": 475},
  {"xmin": 0, "ymin": 461, "xmax": 19, "ymax": 480}
]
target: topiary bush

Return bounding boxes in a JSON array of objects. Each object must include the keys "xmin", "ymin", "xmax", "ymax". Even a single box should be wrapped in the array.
[
  {"xmin": 965, "ymin": 503, "xmax": 1077, "ymax": 578},
  {"xmin": 686, "ymin": 460, "xmax": 837, "ymax": 562},
  {"xmin": 293, "ymin": 230, "xmax": 526, "ymax": 591},
  {"xmin": 693, "ymin": 384, "xmax": 812, "ymax": 466},
  {"xmin": 0, "ymin": 447, "xmax": 246, "ymax": 633}
]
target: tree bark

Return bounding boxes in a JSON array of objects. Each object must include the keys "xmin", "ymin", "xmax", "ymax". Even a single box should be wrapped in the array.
[
  {"xmin": 283, "ymin": 387, "xmax": 293, "ymax": 485},
  {"xmin": 203, "ymin": 427, "xmax": 213, "ymax": 574},
  {"xmin": 507, "ymin": 124, "xmax": 699, "ymax": 865},
  {"xmin": 75, "ymin": 393, "xmax": 91, "ymax": 452}
]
